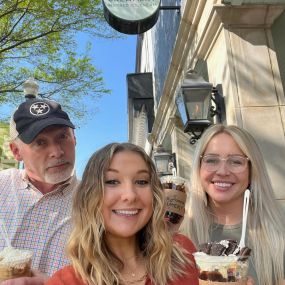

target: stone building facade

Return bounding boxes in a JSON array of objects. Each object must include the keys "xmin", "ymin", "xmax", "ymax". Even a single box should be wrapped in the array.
[{"xmin": 128, "ymin": 0, "xmax": 285, "ymax": 208}]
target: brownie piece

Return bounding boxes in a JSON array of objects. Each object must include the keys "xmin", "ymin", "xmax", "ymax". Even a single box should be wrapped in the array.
[
  {"xmin": 208, "ymin": 271, "xmax": 226, "ymax": 281},
  {"xmin": 225, "ymin": 240, "xmax": 238, "ymax": 255},
  {"xmin": 210, "ymin": 242, "xmax": 227, "ymax": 256},
  {"xmin": 199, "ymin": 243, "xmax": 212, "ymax": 254}
]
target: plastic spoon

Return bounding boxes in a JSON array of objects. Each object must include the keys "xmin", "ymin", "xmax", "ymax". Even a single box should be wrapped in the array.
[
  {"xmin": 234, "ymin": 189, "xmax": 250, "ymax": 254},
  {"xmin": 0, "ymin": 219, "xmax": 11, "ymax": 247}
]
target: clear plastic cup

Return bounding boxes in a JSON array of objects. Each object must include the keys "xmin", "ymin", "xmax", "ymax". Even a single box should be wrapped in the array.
[
  {"xmin": 193, "ymin": 252, "xmax": 249, "ymax": 284},
  {"xmin": 0, "ymin": 247, "xmax": 33, "ymax": 282},
  {"xmin": 160, "ymin": 175, "xmax": 187, "ymax": 225}
]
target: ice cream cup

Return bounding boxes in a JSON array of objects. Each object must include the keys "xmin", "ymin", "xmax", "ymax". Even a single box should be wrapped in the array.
[
  {"xmin": 0, "ymin": 247, "xmax": 33, "ymax": 282},
  {"xmin": 160, "ymin": 175, "xmax": 188, "ymax": 225},
  {"xmin": 193, "ymin": 252, "xmax": 249, "ymax": 284}
]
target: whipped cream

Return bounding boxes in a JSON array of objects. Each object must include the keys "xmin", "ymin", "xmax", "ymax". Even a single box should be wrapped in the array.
[{"xmin": 0, "ymin": 247, "xmax": 33, "ymax": 266}]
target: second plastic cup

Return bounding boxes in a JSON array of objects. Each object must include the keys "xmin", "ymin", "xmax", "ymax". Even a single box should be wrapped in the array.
[{"xmin": 193, "ymin": 252, "xmax": 249, "ymax": 284}]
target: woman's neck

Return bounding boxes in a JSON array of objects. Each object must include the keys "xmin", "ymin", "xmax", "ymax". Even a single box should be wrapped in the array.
[
  {"xmin": 210, "ymin": 198, "xmax": 243, "ymax": 225},
  {"xmin": 106, "ymin": 235, "xmax": 147, "ymax": 284},
  {"xmin": 105, "ymin": 235, "xmax": 140, "ymax": 261}
]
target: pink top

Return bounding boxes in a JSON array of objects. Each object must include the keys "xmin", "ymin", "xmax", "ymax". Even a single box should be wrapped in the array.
[{"xmin": 45, "ymin": 234, "xmax": 199, "ymax": 285}]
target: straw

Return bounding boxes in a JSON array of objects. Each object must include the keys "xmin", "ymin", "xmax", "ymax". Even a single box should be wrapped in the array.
[{"xmin": 0, "ymin": 219, "xmax": 11, "ymax": 247}]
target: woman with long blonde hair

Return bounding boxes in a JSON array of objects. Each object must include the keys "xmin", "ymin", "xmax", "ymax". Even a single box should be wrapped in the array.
[
  {"xmin": 45, "ymin": 142, "xmax": 199, "ymax": 285},
  {"xmin": 181, "ymin": 124, "xmax": 285, "ymax": 285}
]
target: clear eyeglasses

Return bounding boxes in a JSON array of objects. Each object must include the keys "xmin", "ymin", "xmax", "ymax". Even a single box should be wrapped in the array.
[{"xmin": 200, "ymin": 154, "xmax": 249, "ymax": 173}]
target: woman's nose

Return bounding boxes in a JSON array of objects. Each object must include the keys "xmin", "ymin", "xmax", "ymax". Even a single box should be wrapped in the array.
[
  {"xmin": 215, "ymin": 161, "xmax": 230, "ymax": 175},
  {"xmin": 121, "ymin": 182, "xmax": 137, "ymax": 202}
]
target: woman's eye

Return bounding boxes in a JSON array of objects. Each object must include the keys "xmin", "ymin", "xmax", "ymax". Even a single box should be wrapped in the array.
[
  {"xmin": 205, "ymin": 158, "xmax": 219, "ymax": 164},
  {"xmin": 105, "ymin": 180, "xmax": 119, "ymax": 185},
  {"xmin": 136, "ymin": 180, "xmax": 149, "ymax": 185},
  {"xmin": 230, "ymin": 159, "xmax": 243, "ymax": 165}
]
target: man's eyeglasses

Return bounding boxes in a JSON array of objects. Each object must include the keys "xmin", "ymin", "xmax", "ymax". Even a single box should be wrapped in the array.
[{"xmin": 200, "ymin": 154, "xmax": 249, "ymax": 173}]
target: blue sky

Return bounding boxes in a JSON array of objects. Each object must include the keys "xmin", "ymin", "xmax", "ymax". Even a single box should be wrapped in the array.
[
  {"xmin": 0, "ymin": 32, "xmax": 136, "ymax": 178},
  {"xmin": 74, "ymin": 35, "xmax": 137, "ymax": 177}
]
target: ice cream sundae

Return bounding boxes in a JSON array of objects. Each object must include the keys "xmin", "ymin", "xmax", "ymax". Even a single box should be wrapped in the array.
[
  {"xmin": 193, "ymin": 239, "xmax": 251, "ymax": 284},
  {"xmin": 0, "ymin": 247, "xmax": 33, "ymax": 282}
]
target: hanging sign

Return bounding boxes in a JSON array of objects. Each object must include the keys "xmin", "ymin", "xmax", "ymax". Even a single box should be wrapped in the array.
[{"xmin": 102, "ymin": 0, "xmax": 161, "ymax": 34}]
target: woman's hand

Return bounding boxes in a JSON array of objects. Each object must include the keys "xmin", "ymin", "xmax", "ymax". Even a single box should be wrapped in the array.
[{"xmin": 0, "ymin": 269, "xmax": 48, "ymax": 285}]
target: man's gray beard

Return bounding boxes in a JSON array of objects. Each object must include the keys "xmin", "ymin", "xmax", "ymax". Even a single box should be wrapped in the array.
[{"xmin": 44, "ymin": 165, "xmax": 75, "ymax": 184}]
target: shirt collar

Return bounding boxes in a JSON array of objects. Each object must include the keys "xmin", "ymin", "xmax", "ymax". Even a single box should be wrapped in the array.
[{"xmin": 21, "ymin": 171, "xmax": 78, "ymax": 196}]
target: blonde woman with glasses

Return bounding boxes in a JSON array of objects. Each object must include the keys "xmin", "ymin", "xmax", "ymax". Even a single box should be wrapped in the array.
[{"xmin": 181, "ymin": 124, "xmax": 285, "ymax": 285}]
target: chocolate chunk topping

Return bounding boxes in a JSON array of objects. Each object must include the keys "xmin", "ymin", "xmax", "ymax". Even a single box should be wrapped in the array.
[
  {"xmin": 210, "ymin": 242, "xmax": 227, "ymax": 256},
  {"xmin": 225, "ymin": 240, "xmax": 238, "ymax": 255}
]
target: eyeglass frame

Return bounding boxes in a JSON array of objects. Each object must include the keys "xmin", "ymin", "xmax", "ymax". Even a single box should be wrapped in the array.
[{"xmin": 200, "ymin": 154, "xmax": 250, "ymax": 173}]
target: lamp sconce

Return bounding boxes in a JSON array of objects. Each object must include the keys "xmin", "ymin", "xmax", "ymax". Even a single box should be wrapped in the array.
[
  {"xmin": 23, "ymin": 77, "xmax": 39, "ymax": 99},
  {"xmin": 178, "ymin": 71, "xmax": 225, "ymax": 144},
  {"xmin": 153, "ymin": 145, "xmax": 176, "ymax": 176}
]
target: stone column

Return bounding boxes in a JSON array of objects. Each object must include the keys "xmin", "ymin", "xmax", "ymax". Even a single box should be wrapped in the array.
[{"xmin": 214, "ymin": 4, "xmax": 285, "ymax": 206}]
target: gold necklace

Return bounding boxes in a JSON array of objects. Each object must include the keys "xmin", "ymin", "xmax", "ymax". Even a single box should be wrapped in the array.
[
  {"xmin": 121, "ymin": 272, "xmax": 147, "ymax": 284},
  {"xmin": 120, "ymin": 254, "xmax": 146, "ymax": 284}
]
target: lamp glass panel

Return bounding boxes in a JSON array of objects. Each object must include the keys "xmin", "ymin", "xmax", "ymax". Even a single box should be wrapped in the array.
[
  {"xmin": 154, "ymin": 155, "xmax": 170, "ymax": 174},
  {"xmin": 182, "ymin": 89, "xmax": 212, "ymax": 120}
]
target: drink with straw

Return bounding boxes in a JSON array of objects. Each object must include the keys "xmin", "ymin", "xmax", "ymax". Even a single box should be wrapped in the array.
[
  {"xmin": 0, "ymin": 220, "xmax": 33, "ymax": 282},
  {"xmin": 160, "ymin": 174, "xmax": 187, "ymax": 226}
]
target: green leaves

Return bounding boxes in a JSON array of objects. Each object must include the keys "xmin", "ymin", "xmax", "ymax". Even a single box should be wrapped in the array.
[{"xmin": 0, "ymin": 0, "xmax": 116, "ymax": 123}]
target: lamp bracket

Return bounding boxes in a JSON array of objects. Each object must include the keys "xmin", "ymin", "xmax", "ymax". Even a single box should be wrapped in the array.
[
  {"xmin": 159, "ymin": 5, "xmax": 181, "ymax": 12},
  {"xmin": 210, "ymin": 87, "xmax": 223, "ymax": 121},
  {"xmin": 189, "ymin": 131, "xmax": 203, "ymax": 145}
]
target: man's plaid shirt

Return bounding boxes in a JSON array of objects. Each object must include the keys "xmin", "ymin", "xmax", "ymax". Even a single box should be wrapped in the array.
[{"xmin": 0, "ymin": 168, "xmax": 79, "ymax": 276}]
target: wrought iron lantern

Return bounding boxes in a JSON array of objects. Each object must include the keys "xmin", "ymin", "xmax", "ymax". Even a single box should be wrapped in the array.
[
  {"xmin": 179, "ymin": 71, "xmax": 224, "ymax": 144},
  {"xmin": 153, "ymin": 145, "xmax": 176, "ymax": 176}
]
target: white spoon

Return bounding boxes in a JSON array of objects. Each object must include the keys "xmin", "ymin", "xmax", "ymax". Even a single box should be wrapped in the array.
[{"xmin": 234, "ymin": 189, "xmax": 250, "ymax": 254}]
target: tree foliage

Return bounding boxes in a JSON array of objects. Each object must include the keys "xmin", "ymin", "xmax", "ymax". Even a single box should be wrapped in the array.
[{"xmin": 0, "ymin": 0, "xmax": 117, "ymax": 123}]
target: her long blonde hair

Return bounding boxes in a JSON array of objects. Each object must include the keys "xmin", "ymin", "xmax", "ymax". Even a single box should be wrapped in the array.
[
  {"xmin": 68, "ymin": 142, "xmax": 191, "ymax": 285},
  {"xmin": 182, "ymin": 124, "xmax": 285, "ymax": 285}
]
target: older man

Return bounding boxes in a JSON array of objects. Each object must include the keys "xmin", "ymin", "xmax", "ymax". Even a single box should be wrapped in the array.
[{"xmin": 0, "ymin": 89, "xmax": 78, "ymax": 285}]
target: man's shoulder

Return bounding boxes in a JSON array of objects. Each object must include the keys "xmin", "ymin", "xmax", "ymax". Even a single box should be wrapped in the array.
[{"xmin": 0, "ymin": 168, "xmax": 23, "ymax": 179}]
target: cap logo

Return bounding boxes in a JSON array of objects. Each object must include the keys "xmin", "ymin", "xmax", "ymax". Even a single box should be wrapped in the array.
[{"xmin": 30, "ymin": 102, "xmax": 50, "ymax": 116}]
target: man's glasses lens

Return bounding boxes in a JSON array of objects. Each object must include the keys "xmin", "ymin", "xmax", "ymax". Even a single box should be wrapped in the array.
[{"xmin": 201, "ymin": 155, "xmax": 248, "ymax": 173}]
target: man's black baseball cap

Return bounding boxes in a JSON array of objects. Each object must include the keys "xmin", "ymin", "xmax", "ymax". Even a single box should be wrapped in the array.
[{"xmin": 10, "ymin": 98, "xmax": 75, "ymax": 144}]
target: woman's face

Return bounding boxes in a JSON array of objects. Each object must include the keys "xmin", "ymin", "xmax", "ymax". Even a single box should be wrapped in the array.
[
  {"xmin": 102, "ymin": 150, "xmax": 153, "ymax": 240},
  {"xmin": 200, "ymin": 133, "xmax": 250, "ymax": 208}
]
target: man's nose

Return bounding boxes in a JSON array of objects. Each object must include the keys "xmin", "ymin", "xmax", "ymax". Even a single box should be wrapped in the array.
[{"xmin": 49, "ymin": 143, "xmax": 64, "ymax": 158}]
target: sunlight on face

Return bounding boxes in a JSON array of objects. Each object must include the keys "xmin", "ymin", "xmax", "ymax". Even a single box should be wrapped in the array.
[{"xmin": 102, "ymin": 150, "xmax": 153, "ymax": 241}]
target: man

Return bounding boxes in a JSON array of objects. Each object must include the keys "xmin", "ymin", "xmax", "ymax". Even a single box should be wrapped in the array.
[{"xmin": 0, "ymin": 91, "xmax": 78, "ymax": 285}]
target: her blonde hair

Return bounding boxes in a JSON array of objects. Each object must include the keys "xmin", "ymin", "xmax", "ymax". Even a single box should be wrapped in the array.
[
  {"xmin": 182, "ymin": 124, "xmax": 285, "ymax": 285},
  {"xmin": 68, "ymin": 142, "xmax": 191, "ymax": 285}
]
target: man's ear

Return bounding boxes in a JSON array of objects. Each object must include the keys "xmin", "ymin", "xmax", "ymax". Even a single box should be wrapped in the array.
[{"xmin": 9, "ymin": 141, "xmax": 23, "ymax": 161}]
